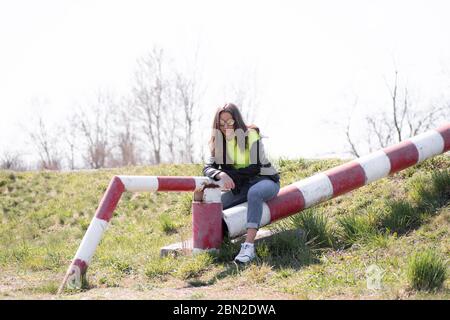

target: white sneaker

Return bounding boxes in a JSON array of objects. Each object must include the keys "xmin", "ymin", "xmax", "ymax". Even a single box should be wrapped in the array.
[{"xmin": 234, "ymin": 243, "xmax": 256, "ymax": 264}]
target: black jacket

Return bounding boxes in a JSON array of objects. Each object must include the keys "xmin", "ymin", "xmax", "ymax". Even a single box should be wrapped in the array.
[{"xmin": 203, "ymin": 133, "xmax": 280, "ymax": 194}]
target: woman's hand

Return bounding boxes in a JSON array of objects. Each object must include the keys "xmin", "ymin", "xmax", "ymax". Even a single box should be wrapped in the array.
[{"xmin": 218, "ymin": 172, "xmax": 235, "ymax": 190}]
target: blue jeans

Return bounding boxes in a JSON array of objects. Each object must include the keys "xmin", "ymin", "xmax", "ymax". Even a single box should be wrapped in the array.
[{"xmin": 221, "ymin": 176, "xmax": 280, "ymax": 229}]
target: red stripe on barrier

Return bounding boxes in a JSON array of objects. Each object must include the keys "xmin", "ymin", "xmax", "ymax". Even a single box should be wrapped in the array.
[
  {"xmin": 325, "ymin": 161, "xmax": 366, "ymax": 197},
  {"xmin": 95, "ymin": 176, "xmax": 125, "ymax": 222},
  {"xmin": 157, "ymin": 176, "xmax": 197, "ymax": 191},
  {"xmin": 267, "ymin": 185, "xmax": 305, "ymax": 222},
  {"xmin": 192, "ymin": 202, "xmax": 223, "ymax": 250},
  {"xmin": 73, "ymin": 259, "xmax": 88, "ymax": 275},
  {"xmin": 383, "ymin": 140, "xmax": 419, "ymax": 174},
  {"xmin": 436, "ymin": 123, "xmax": 450, "ymax": 152}
]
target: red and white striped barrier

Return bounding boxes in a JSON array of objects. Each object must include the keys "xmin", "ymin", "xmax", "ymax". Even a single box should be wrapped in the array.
[
  {"xmin": 223, "ymin": 123, "xmax": 450, "ymax": 237},
  {"xmin": 59, "ymin": 176, "xmax": 221, "ymax": 292},
  {"xmin": 59, "ymin": 123, "xmax": 449, "ymax": 292}
]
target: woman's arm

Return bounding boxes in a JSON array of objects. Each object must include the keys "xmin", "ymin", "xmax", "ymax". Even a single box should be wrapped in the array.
[
  {"xmin": 203, "ymin": 156, "xmax": 235, "ymax": 189},
  {"xmin": 202, "ymin": 156, "xmax": 223, "ymax": 180}
]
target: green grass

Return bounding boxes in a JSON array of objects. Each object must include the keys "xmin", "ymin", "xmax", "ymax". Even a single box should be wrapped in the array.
[
  {"xmin": 158, "ymin": 212, "xmax": 178, "ymax": 234},
  {"xmin": 175, "ymin": 253, "xmax": 214, "ymax": 280},
  {"xmin": 288, "ymin": 209, "xmax": 336, "ymax": 248},
  {"xmin": 256, "ymin": 229, "xmax": 318, "ymax": 268},
  {"xmin": 242, "ymin": 263, "xmax": 273, "ymax": 284},
  {"xmin": 407, "ymin": 249, "xmax": 447, "ymax": 292},
  {"xmin": 337, "ymin": 213, "xmax": 378, "ymax": 247},
  {"xmin": 26, "ymin": 281, "xmax": 60, "ymax": 295},
  {"xmin": 379, "ymin": 200, "xmax": 421, "ymax": 235},
  {"xmin": 145, "ymin": 256, "xmax": 177, "ymax": 279},
  {"xmin": 408, "ymin": 170, "xmax": 450, "ymax": 212},
  {"xmin": 216, "ymin": 237, "xmax": 241, "ymax": 262},
  {"xmin": 144, "ymin": 253, "xmax": 214, "ymax": 280}
]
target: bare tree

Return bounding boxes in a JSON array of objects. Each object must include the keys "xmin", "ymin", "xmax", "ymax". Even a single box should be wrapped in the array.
[
  {"xmin": 63, "ymin": 115, "xmax": 79, "ymax": 170},
  {"xmin": 174, "ymin": 42, "xmax": 206, "ymax": 164},
  {"xmin": 0, "ymin": 151, "xmax": 25, "ymax": 171},
  {"xmin": 113, "ymin": 97, "xmax": 139, "ymax": 167},
  {"xmin": 131, "ymin": 47, "xmax": 170, "ymax": 164},
  {"xmin": 77, "ymin": 92, "xmax": 115, "ymax": 169},
  {"xmin": 364, "ymin": 112, "xmax": 394, "ymax": 150},
  {"xmin": 343, "ymin": 70, "xmax": 449, "ymax": 157},
  {"xmin": 344, "ymin": 116, "xmax": 360, "ymax": 158},
  {"xmin": 387, "ymin": 70, "xmax": 403, "ymax": 142},
  {"xmin": 225, "ymin": 68, "xmax": 260, "ymax": 124},
  {"xmin": 28, "ymin": 115, "xmax": 62, "ymax": 170},
  {"xmin": 175, "ymin": 71, "xmax": 204, "ymax": 163},
  {"xmin": 165, "ymin": 104, "xmax": 181, "ymax": 163},
  {"xmin": 175, "ymin": 73, "xmax": 193, "ymax": 162},
  {"xmin": 404, "ymin": 102, "xmax": 449, "ymax": 137}
]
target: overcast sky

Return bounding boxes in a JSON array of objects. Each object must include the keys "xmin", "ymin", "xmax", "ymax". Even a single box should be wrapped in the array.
[{"xmin": 1, "ymin": 0, "xmax": 449, "ymax": 166}]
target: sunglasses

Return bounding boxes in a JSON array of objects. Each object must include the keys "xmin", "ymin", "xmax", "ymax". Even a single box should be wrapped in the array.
[{"xmin": 219, "ymin": 119, "xmax": 235, "ymax": 127}]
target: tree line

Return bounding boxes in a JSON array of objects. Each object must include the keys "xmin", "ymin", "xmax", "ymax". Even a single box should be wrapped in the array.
[
  {"xmin": 1, "ymin": 57, "xmax": 448, "ymax": 171},
  {"xmin": 1, "ymin": 47, "xmax": 240, "ymax": 171}
]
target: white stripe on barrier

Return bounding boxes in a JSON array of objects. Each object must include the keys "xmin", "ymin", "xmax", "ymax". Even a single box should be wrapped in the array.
[
  {"xmin": 355, "ymin": 150, "xmax": 391, "ymax": 184},
  {"xmin": 118, "ymin": 176, "xmax": 159, "ymax": 192},
  {"xmin": 74, "ymin": 217, "xmax": 109, "ymax": 263},
  {"xmin": 293, "ymin": 173, "xmax": 333, "ymax": 208},
  {"xmin": 222, "ymin": 201, "xmax": 272, "ymax": 238},
  {"xmin": 203, "ymin": 188, "xmax": 222, "ymax": 203},
  {"xmin": 409, "ymin": 130, "xmax": 445, "ymax": 163},
  {"xmin": 223, "ymin": 203, "xmax": 249, "ymax": 238}
]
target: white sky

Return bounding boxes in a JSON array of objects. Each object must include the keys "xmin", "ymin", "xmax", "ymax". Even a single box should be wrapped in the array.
[{"xmin": 1, "ymin": 0, "xmax": 450, "ymax": 165}]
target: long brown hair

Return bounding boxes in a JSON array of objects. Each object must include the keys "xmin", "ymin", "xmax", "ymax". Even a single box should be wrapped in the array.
[{"xmin": 208, "ymin": 103, "xmax": 259, "ymax": 158}]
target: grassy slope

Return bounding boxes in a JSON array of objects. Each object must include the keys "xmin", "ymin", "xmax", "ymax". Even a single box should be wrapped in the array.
[{"xmin": 0, "ymin": 156, "xmax": 448, "ymax": 300}]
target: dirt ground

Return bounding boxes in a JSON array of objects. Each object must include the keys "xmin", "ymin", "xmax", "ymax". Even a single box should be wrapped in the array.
[{"xmin": 0, "ymin": 271, "xmax": 295, "ymax": 300}]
